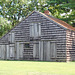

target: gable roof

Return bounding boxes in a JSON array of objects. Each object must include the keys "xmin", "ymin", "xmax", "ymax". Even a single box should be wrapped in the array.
[
  {"xmin": 38, "ymin": 11, "xmax": 75, "ymax": 31},
  {"xmin": 0, "ymin": 11, "xmax": 75, "ymax": 41}
]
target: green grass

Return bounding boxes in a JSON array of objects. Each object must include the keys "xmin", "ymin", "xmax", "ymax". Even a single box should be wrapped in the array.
[{"xmin": 0, "ymin": 60, "xmax": 75, "ymax": 75}]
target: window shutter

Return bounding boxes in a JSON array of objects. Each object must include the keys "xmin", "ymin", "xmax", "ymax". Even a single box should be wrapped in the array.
[
  {"xmin": 9, "ymin": 32, "xmax": 15, "ymax": 43},
  {"xmin": 38, "ymin": 23, "xmax": 41, "ymax": 36},
  {"xmin": 30, "ymin": 23, "xmax": 41, "ymax": 37},
  {"xmin": 30, "ymin": 23, "xmax": 34, "ymax": 37},
  {"xmin": 9, "ymin": 33, "xmax": 12, "ymax": 43},
  {"xmin": 11, "ymin": 33, "xmax": 15, "ymax": 43},
  {"xmin": 50, "ymin": 42, "xmax": 56, "ymax": 58},
  {"xmin": 34, "ymin": 23, "xmax": 38, "ymax": 37}
]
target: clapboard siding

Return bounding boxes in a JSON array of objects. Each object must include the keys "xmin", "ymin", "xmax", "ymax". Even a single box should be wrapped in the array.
[
  {"xmin": 24, "ymin": 11, "xmax": 67, "ymax": 61},
  {"xmin": 0, "ymin": 11, "xmax": 75, "ymax": 61},
  {"xmin": 66, "ymin": 30, "xmax": 75, "ymax": 61}
]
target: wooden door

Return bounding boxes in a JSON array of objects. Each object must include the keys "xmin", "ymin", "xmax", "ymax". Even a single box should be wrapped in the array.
[
  {"xmin": 43, "ymin": 41, "xmax": 51, "ymax": 61},
  {"xmin": 19, "ymin": 43, "xmax": 23, "ymax": 59},
  {"xmin": 0, "ymin": 45, "xmax": 6, "ymax": 59},
  {"xmin": 43, "ymin": 41, "xmax": 47, "ymax": 60},
  {"xmin": 33, "ymin": 41, "xmax": 39, "ymax": 59},
  {"xmin": 33, "ymin": 41, "xmax": 56, "ymax": 61},
  {"xmin": 9, "ymin": 44, "xmax": 15, "ymax": 59},
  {"xmin": 16, "ymin": 42, "xmax": 23, "ymax": 59},
  {"xmin": 0, "ymin": 44, "xmax": 15, "ymax": 60},
  {"xmin": 6, "ymin": 45, "xmax": 10, "ymax": 59}
]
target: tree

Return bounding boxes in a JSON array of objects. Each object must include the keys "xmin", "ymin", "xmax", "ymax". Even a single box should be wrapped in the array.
[
  {"xmin": 0, "ymin": 0, "xmax": 48, "ymax": 37},
  {"xmin": 60, "ymin": 0, "xmax": 75, "ymax": 27},
  {"xmin": 0, "ymin": 17, "xmax": 12, "ymax": 37},
  {"xmin": 0, "ymin": 0, "xmax": 75, "ymax": 28},
  {"xmin": 46, "ymin": 0, "xmax": 75, "ymax": 27},
  {"xmin": 0, "ymin": 0, "xmax": 30, "ymax": 26}
]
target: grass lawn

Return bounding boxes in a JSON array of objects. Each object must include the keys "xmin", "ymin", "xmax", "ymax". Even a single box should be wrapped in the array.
[{"xmin": 0, "ymin": 60, "xmax": 75, "ymax": 75}]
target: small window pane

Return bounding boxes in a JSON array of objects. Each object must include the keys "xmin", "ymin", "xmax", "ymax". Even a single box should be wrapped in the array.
[{"xmin": 24, "ymin": 43, "xmax": 30, "ymax": 48}]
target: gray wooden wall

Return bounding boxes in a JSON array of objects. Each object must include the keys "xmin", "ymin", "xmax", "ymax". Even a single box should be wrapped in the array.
[
  {"xmin": 0, "ymin": 11, "xmax": 74, "ymax": 61},
  {"xmin": 66, "ymin": 30, "xmax": 75, "ymax": 61}
]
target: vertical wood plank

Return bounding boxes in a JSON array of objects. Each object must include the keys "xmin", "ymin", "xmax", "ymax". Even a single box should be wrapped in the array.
[
  {"xmin": 54, "ymin": 43, "xmax": 56, "ymax": 58},
  {"xmin": 32, "ymin": 23, "xmax": 34, "ymax": 37},
  {"xmin": 43, "ymin": 41, "xmax": 47, "ymax": 60},
  {"xmin": 36, "ymin": 42, "xmax": 39, "ymax": 58},
  {"xmin": 0, "ymin": 45, "xmax": 3, "ymax": 59},
  {"xmin": 4, "ymin": 45, "xmax": 6, "ymax": 59},
  {"xmin": 1, "ymin": 45, "xmax": 5, "ymax": 59},
  {"xmin": 34, "ymin": 23, "xmax": 38, "ymax": 37},
  {"xmin": 39, "ymin": 23, "xmax": 41, "ymax": 36},
  {"xmin": 10, "ymin": 47, "xmax": 13, "ymax": 57},
  {"xmin": 40, "ymin": 41, "xmax": 43, "ymax": 60},
  {"xmin": 9, "ymin": 32, "xmax": 15, "ymax": 43},
  {"xmin": 6, "ymin": 45, "xmax": 10, "ymax": 59},
  {"xmin": 9, "ymin": 44, "xmax": 15, "ymax": 58},
  {"xmin": 19, "ymin": 44, "xmax": 23, "ymax": 59},
  {"xmin": 14, "ymin": 43, "xmax": 16, "ymax": 59},
  {"xmin": 50, "ymin": 42, "xmax": 56, "ymax": 58},
  {"xmin": 39, "ymin": 41, "xmax": 41, "ymax": 60},
  {"xmin": 12, "ymin": 33, "xmax": 15, "ymax": 43},
  {"xmin": 16, "ymin": 42, "xmax": 19, "ymax": 59},
  {"xmin": 1, "ymin": 45, "xmax": 4, "ymax": 59},
  {"xmin": 33, "ymin": 42, "xmax": 36, "ymax": 58},
  {"xmin": 30, "ymin": 25, "xmax": 32, "ymax": 37},
  {"xmin": 46, "ymin": 41, "xmax": 50, "ymax": 61},
  {"xmin": 9, "ymin": 33, "xmax": 12, "ymax": 43}
]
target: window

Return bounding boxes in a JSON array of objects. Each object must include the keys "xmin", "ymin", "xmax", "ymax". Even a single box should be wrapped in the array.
[
  {"xmin": 50, "ymin": 42, "xmax": 56, "ymax": 58},
  {"xmin": 24, "ymin": 43, "xmax": 30, "ymax": 48},
  {"xmin": 30, "ymin": 23, "xmax": 41, "ymax": 37},
  {"xmin": 9, "ymin": 32, "xmax": 15, "ymax": 43}
]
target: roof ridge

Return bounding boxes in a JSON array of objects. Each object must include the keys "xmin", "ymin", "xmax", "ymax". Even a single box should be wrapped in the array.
[
  {"xmin": 0, "ymin": 11, "xmax": 36, "ymax": 40},
  {"xmin": 38, "ymin": 11, "xmax": 75, "ymax": 31},
  {"xmin": 0, "ymin": 11, "xmax": 75, "ymax": 40}
]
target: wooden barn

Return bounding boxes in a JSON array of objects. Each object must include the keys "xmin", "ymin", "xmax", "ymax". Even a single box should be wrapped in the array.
[{"xmin": 0, "ymin": 10, "xmax": 75, "ymax": 62}]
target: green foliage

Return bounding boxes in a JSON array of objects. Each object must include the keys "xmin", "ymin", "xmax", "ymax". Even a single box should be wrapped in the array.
[
  {"xmin": 46, "ymin": 0, "xmax": 75, "ymax": 26},
  {"xmin": 0, "ymin": 0, "xmax": 75, "ymax": 37},
  {"xmin": 60, "ymin": 0, "xmax": 75, "ymax": 26},
  {"xmin": 0, "ymin": 17, "xmax": 12, "ymax": 37},
  {"xmin": 0, "ymin": 0, "xmax": 30, "ymax": 26}
]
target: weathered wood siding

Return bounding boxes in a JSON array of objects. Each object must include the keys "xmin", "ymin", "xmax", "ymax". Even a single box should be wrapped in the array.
[
  {"xmin": 0, "ymin": 11, "xmax": 68, "ymax": 61},
  {"xmin": 66, "ymin": 30, "xmax": 75, "ymax": 61}
]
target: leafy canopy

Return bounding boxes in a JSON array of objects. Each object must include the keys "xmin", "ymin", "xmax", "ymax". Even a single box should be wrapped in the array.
[{"xmin": 0, "ymin": 0, "xmax": 75, "ymax": 37}]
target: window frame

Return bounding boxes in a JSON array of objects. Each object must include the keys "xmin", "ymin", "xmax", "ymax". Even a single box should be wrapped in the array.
[
  {"xmin": 24, "ymin": 43, "xmax": 30, "ymax": 49},
  {"xmin": 50, "ymin": 42, "xmax": 56, "ymax": 58},
  {"xmin": 30, "ymin": 22, "xmax": 41, "ymax": 37},
  {"xmin": 9, "ymin": 32, "xmax": 15, "ymax": 43}
]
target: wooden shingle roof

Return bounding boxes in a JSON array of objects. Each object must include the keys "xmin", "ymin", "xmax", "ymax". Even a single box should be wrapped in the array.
[{"xmin": 39, "ymin": 11, "xmax": 75, "ymax": 31}]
